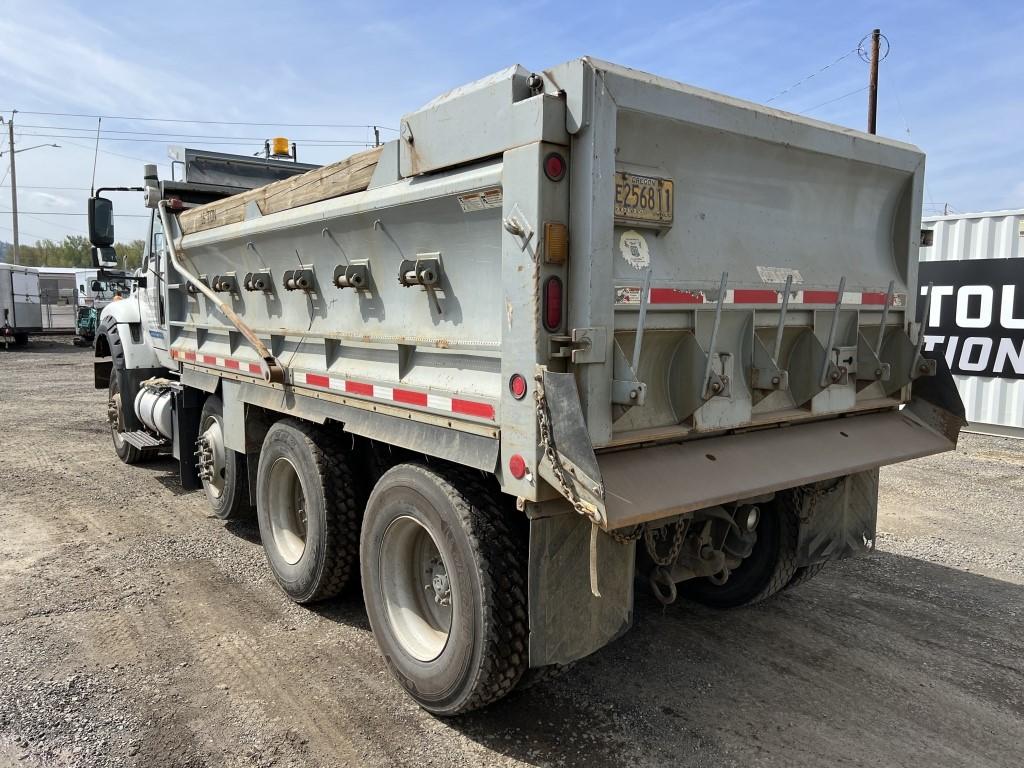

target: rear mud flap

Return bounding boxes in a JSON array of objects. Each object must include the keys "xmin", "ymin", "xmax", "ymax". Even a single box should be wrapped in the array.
[
  {"xmin": 94, "ymin": 359, "xmax": 112, "ymax": 390},
  {"xmin": 793, "ymin": 470, "xmax": 879, "ymax": 566},
  {"xmin": 528, "ymin": 511, "xmax": 634, "ymax": 667}
]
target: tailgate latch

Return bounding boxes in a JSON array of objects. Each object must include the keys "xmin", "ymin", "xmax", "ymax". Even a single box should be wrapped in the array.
[{"xmin": 549, "ymin": 327, "xmax": 606, "ymax": 364}]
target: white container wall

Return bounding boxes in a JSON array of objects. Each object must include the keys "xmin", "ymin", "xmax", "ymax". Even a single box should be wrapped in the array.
[{"xmin": 920, "ymin": 209, "xmax": 1024, "ymax": 437}]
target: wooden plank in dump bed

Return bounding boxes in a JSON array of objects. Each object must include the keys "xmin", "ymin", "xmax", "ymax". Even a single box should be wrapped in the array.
[{"xmin": 178, "ymin": 146, "xmax": 383, "ymax": 235}]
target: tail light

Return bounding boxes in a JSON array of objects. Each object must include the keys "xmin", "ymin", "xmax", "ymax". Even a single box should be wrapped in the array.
[
  {"xmin": 508, "ymin": 454, "xmax": 527, "ymax": 479},
  {"xmin": 543, "ymin": 152, "xmax": 566, "ymax": 182},
  {"xmin": 543, "ymin": 276, "xmax": 563, "ymax": 332},
  {"xmin": 509, "ymin": 373, "xmax": 528, "ymax": 400}
]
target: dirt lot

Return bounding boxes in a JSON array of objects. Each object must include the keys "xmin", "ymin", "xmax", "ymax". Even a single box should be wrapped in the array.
[{"xmin": 1, "ymin": 338, "xmax": 1022, "ymax": 768}]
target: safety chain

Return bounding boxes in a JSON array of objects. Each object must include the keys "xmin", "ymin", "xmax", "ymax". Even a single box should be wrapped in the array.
[
  {"xmin": 535, "ymin": 375, "xmax": 599, "ymax": 523},
  {"xmin": 643, "ymin": 518, "xmax": 688, "ymax": 566},
  {"xmin": 534, "ymin": 375, "xmax": 643, "ymax": 545},
  {"xmin": 794, "ymin": 478, "xmax": 845, "ymax": 519}
]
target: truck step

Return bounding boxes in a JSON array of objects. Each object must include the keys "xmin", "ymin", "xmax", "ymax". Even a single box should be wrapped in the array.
[{"xmin": 120, "ymin": 431, "xmax": 167, "ymax": 451}]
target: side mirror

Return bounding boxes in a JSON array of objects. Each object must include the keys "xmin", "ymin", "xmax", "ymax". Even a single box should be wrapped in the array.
[
  {"xmin": 92, "ymin": 246, "xmax": 119, "ymax": 269},
  {"xmin": 88, "ymin": 196, "xmax": 115, "ymax": 247},
  {"xmin": 91, "ymin": 280, "xmax": 103, "ymax": 292}
]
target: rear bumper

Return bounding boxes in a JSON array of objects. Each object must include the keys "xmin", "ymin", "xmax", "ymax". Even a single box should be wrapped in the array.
[
  {"xmin": 598, "ymin": 408, "xmax": 953, "ymax": 530},
  {"xmin": 536, "ymin": 354, "xmax": 965, "ymax": 532},
  {"xmin": 595, "ymin": 355, "xmax": 965, "ymax": 531}
]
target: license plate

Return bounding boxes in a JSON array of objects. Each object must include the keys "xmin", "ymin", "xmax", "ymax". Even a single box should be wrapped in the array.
[{"xmin": 614, "ymin": 172, "xmax": 674, "ymax": 227}]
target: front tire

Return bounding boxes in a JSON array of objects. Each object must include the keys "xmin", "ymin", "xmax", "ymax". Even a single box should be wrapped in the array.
[
  {"xmin": 256, "ymin": 420, "xmax": 363, "ymax": 603},
  {"xmin": 360, "ymin": 464, "xmax": 528, "ymax": 716},
  {"xmin": 199, "ymin": 394, "xmax": 251, "ymax": 520},
  {"xmin": 107, "ymin": 372, "xmax": 143, "ymax": 465}
]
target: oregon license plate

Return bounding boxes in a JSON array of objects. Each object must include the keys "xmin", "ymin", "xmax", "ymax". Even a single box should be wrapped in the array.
[{"xmin": 614, "ymin": 172, "xmax": 674, "ymax": 227}]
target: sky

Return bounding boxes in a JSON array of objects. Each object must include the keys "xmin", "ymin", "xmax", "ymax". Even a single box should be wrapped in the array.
[{"xmin": 1, "ymin": 0, "xmax": 1021, "ymax": 246}]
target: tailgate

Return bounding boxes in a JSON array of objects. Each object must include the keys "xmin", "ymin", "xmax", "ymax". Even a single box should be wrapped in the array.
[{"xmin": 552, "ymin": 58, "xmax": 927, "ymax": 449}]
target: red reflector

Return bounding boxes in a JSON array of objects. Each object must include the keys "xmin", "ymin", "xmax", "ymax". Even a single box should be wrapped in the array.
[
  {"xmin": 509, "ymin": 373, "xmax": 528, "ymax": 400},
  {"xmin": 508, "ymin": 454, "xmax": 527, "ymax": 479},
  {"xmin": 393, "ymin": 388, "xmax": 429, "ymax": 407},
  {"xmin": 451, "ymin": 398, "xmax": 495, "ymax": 419},
  {"xmin": 306, "ymin": 373, "xmax": 330, "ymax": 388},
  {"xmin": 345, "ymin": 381, "xmax": 374, "ymax": 396},
  {"xmin": 543, "ymin": 152, "xmax": 566, "ymax": 182},
  {"xmin": 543, "ymin": 276, "xmax": 563, "ymax": 332}
]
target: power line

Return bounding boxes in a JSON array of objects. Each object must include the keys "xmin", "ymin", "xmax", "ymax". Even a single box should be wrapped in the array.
[
  {"xmin": 5, "ymin": 109, "xmax": 398, "ymax": 131},
  {"xmin": 0, "ymin": 185, "xmax": 92, "ymax": 190},
  {"xmin": 20, "ymin": 214, "xmax": 86, "ymax": 233},
  {"xmin": 799, "ymin": 86, "xmax": 868, "ymax": 115},
  {"xmin": 0, "ymin": 222, "xmax": 52, "ymax": 240},
  {"xmin": 1, "ymin": 209, "xmax": 148, "ymax": 217},
  {"xmin": 54, "ymin": 137, "xmax": 170, "ymax": 166},
  {"xmin": 17, "ymin": 132, "xmax": 372, "ymax": 147},
  {"xmin": 17, "ymin": 124, "xmax": 373, "ymax": 142},
  {"xmin": 766, "ymin": 47, "xmax": 859, "ymax": 104}
]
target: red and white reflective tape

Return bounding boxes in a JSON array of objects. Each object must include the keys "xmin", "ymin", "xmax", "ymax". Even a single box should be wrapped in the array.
[
  {"xmin": 172, "ymin": 347, "xmax": 496, "ymax": 422},
  {"xmin": 615, "ymin": 286, "xmax": 906, "ymax": 307},
  {"xmin": 170, "ymin": 348, "xmax": 263, "ymax": 376},
  {"xmin": 299, "ymin": 372, "xmax": 495, "ymax": 421}
]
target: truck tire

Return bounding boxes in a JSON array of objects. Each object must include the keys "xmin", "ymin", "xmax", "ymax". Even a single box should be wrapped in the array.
[
  {"xmin": 107, "ymin": 370, "xmax": 144, "ymax": 465},
  {"xmin": 101, "ymin": 318, "xmax": 145, "ymax": 465},
  {"xmin": 256, "ymin": 419, "xmax": 362, "ymax": 603},
  {"xmin": 787, "ymin": 562, "xmax": 827, "ymax": 590},
  {"xmin": 516, "ymin": 662, "xmax": 574, "ymax": 692},
  {"xmin": 680, "ymin": 503, "xmax": 798, "ymax": 609},
  {"xmin": 360, "ymin": 464, "xmax": 528, "ymax": 716},
  {"xmin": 199, "ymin": 394, "xmax": 251, "ymax": 520},
  {"xmin": 99, "ymin": 316, "xmax": 125, "ymax": 368}
]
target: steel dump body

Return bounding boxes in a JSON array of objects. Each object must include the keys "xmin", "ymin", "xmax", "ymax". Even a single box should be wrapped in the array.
[{"xmin": 165, "ymin": 57, "xmax": 952, "ymax": 530}]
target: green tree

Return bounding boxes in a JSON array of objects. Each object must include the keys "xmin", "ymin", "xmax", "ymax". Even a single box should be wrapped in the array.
[
  {"xmin": 117, "ymin": 239, "xmax": 146, "ymax": 269},
  {"xmin": 14, "ymin": 235, "xmax": 146, "ymax": 269}
]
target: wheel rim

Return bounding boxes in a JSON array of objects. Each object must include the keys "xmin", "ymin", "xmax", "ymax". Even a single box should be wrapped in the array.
[
  {"xmin": 108, "ymin": 386, "xmax": 124, "ymax": 448},
  {"xmin": 267, "ymin": 457, "xmax": 308, "ymax": 565},
  {"xmin": 199, "ymin": 414, "xmax": 227, "ymax": 498},
  {"xmin": 379, "ymin": 515, "xmax": 453, "ymax": 662}
]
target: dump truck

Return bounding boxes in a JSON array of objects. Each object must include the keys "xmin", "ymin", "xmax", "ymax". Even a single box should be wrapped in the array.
[{"xmin": 87, "ymin": 58, "xmax": 965, "ymax": 716}]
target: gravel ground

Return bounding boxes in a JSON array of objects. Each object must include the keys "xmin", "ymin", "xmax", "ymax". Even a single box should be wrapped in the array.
[{"xmin": 1, "ymin": 337, "xmax": 1022, "ymax": 768}]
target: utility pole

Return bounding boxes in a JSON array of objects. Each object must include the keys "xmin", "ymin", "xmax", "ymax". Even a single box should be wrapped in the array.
[
  {"xmin": 7, "ymin": 115, "xmax": 18, "ymax": 264},
  {"xmin": 867, "ymin": 28, "xmax": 880, "ymax": 135}
]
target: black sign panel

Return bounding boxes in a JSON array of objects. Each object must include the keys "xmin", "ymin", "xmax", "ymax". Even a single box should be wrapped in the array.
[{"xmin": 916, "ymin": 258, "xmax": 1024, "ymax": 380}]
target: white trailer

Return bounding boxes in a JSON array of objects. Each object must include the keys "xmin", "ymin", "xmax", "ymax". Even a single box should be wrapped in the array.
[
  {"xmin": 0, "ymin": 263, "xmax": 42, "ymax": 346},
  {"xmin": 89, "ymin": 58, "xmax": 965, "ymax": 715}
]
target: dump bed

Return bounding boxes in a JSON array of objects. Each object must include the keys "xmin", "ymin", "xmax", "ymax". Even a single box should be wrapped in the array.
[{"xmin": 165, "ymin": 57, "xmax": 954, "ymax": 528}]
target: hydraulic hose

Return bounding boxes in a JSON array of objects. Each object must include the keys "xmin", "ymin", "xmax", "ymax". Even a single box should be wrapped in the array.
[{"xmin": 157, "ymin": 200, "xmax": 285, "ymax": 384}]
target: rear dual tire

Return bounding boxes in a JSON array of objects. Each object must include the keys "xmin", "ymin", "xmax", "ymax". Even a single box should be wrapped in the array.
[
  {"xmin": 360, "ymin": 465, "xmax": 528, "ymax": 716},
  {"xmin": 199, "ymin": 395, "xmax": 251, "ymax": 521},
  {"xmin": 681, "ymin": 500, "xmax": 799, "ymax": 608},
  {"xmin": 254, "ymin": 435, "xmax": 530, "ymax": 715},
  {"xmin": 256, "ymin": 420, "xmax": 364, "ymax": 604}
]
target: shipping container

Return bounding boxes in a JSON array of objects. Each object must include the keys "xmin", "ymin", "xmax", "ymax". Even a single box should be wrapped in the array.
[{"xmin": 920, "ymin": 209, "xmax": 1024, "ymax": 437}]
